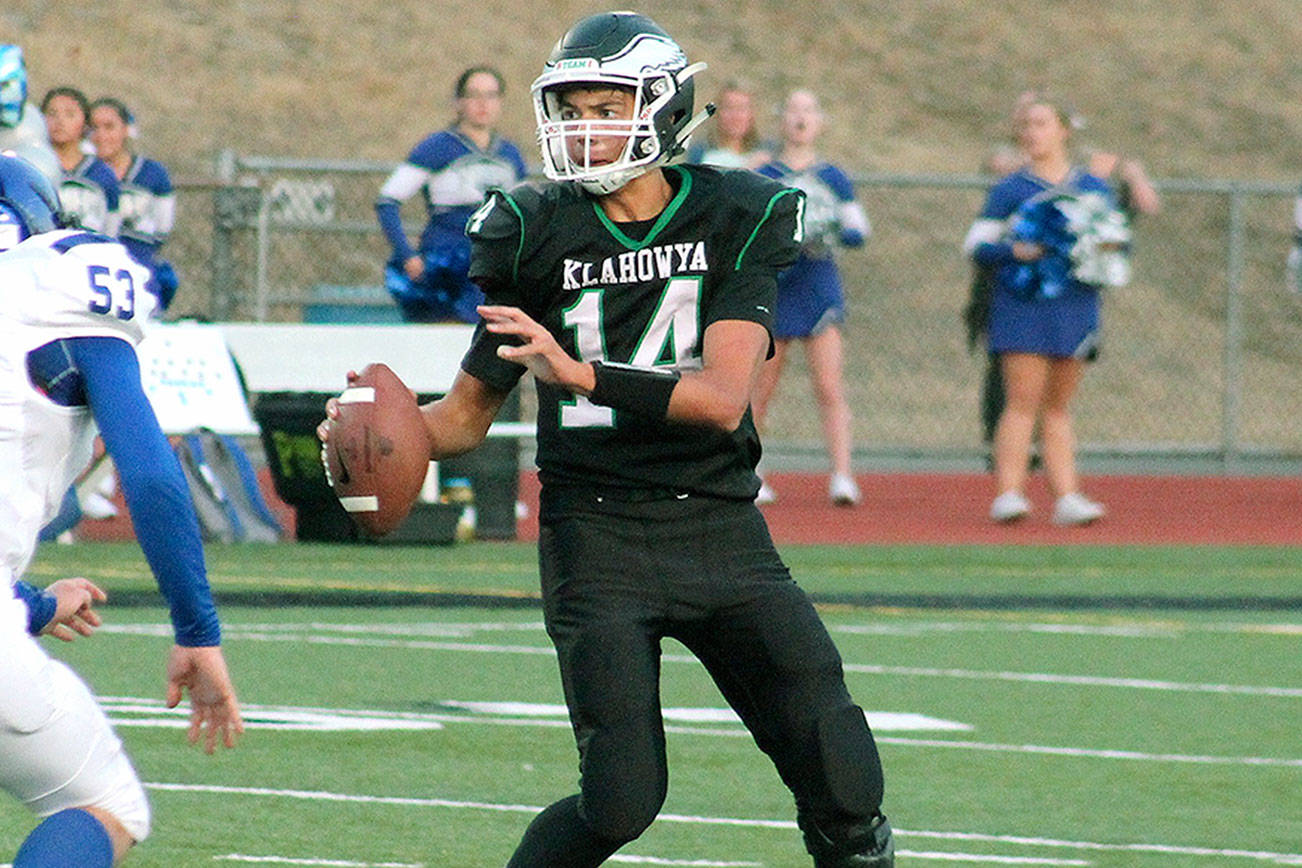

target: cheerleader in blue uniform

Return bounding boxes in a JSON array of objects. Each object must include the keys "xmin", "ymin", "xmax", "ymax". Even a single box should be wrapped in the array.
[
  {"xmin": 964, "ymin": 92, "xmax": 1128, "ymax": 526},
  {"xmin": 90, "ymin": 98, "xmax": 179, "ymax": 310},
  {"xmin": 376, "ymin": 67, "xmax": 527, "ymax": 323},
  {"xmin": 754, "ymin": 90, "xmax": 871, "ymax": 506},
  {"xmin": 683, "ymin": 81, "xmax": 771, "ymax": 170},
  {"xmin": 41, "ymin": 87, "xmax": 120, "ymax": 234}
]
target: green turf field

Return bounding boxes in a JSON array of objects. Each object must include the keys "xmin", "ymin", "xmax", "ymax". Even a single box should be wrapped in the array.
[{"xmin": 3, "ymin": 541, "xmax": 1299, "ymax": 867}]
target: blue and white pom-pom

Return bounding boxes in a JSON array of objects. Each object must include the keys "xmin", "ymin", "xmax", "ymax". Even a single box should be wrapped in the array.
[
  {"xmin": 1057, "ymin": 191, "xmax": 1132, "ymax": 288},
  {"xmin": 1008, "ymin": 189, "xmax": 1131, "ymax": 298}
]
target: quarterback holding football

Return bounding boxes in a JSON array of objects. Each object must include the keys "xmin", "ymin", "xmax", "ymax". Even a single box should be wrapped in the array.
[{"xmin": 322, "ymin": 11, "xmax": 893, "ymax": 866}]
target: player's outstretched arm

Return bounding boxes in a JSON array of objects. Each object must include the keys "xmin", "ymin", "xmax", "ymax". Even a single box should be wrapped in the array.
[
  {"xmin": 40, "ymin": 577, "xmax": 107, "ymax": 642},
  {"xmin": 166, "ymin": 645, "xmax": 243, "ymax": 753},
  {"xmin": 70, "ymin": 335, "xmax": 243, "ymax": 748}
]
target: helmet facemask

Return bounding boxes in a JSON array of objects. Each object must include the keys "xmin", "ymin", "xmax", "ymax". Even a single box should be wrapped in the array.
[{"xmin": 533, "ymin": 50, "xmax": 708, "ymax": 195}]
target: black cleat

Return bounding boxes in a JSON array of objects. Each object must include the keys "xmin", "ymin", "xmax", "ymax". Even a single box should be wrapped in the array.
[{"xmin": 804, "ymin": 813, "xmax": 894, "ymax": 867}]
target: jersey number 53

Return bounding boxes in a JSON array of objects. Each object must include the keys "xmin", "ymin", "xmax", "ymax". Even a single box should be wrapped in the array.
[{"xmin": 86, "ymin": 264, "xmax": 137, "ymax": 321}]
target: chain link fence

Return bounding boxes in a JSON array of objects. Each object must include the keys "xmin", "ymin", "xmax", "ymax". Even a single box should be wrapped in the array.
[{"xmin": 162, "ymin": 156, "xmax": 1302, "ymax": 471}]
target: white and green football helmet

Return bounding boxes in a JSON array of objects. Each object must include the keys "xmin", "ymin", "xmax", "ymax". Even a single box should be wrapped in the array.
[{"xmin": 531, "ymin": 11, "xmax": 711, "ymax": 195}]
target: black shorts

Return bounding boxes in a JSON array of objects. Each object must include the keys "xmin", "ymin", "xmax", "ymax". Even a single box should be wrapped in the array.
[{"xmin": 536, "ymin": 488, "xmax": 871, "ymax": 834}]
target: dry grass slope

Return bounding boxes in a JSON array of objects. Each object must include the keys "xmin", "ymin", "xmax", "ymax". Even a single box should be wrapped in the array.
[{"xmin": 6, "ymin": 1, "xmax": 1300, "ymax": 179}]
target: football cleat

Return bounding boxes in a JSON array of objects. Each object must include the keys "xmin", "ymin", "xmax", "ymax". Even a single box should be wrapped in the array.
[{"xmin": 803, "ymin": 812, "xmax": 894, "ymax": 867}]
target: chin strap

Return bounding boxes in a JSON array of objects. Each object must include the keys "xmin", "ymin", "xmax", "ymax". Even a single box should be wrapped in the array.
[
  {"xmin": 669, "ymin": 62, "xmax": 714, "ymax": 157},
  {"xmin": 673, "ymin": 102, "xmax": 717, "ymax": 156}
]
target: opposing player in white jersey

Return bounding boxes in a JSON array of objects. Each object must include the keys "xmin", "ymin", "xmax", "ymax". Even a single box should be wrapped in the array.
[
  {"xmin": 0, "ymin": 44, "xmax": 61, "ymax": 185},
  {"xmin": 0, "ymin": 154, "xmax": 242, "ymax": 867}
]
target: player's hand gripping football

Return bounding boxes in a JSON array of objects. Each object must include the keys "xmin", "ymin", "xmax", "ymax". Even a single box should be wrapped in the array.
[
  {"xmin": 166, "ymin": 645, "xmax": 244, "ymax": 754},
  {"xmin": 40, "ymin": 577, "xmax": 107, "ymax": 642},
  {"xmin": 479, "ymin": 305, "xmax": 595, "ymax": 394},
  {"xmin": 315, "ymin": 368, "xmax": 420, "ymax": 443},
  {"xmin": 316, "ymin": 369, "xmax": 358, "ymax": 444}
]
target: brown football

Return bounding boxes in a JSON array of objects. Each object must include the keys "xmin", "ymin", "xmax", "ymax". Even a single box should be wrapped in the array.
[{"xmin": 322, "ymin": 363, "xmax": 431, "ymax": 536}]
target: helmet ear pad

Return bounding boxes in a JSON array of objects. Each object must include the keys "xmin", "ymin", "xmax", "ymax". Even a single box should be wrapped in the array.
[{"xmin": 646, "ymin": 71, "xmax": 695, "ymax": 162}]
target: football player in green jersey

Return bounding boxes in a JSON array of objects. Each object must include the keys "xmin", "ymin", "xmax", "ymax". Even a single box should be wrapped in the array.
[{"xmin": 323, "ymin": 11, "xmax": 892, "ymax": 867}]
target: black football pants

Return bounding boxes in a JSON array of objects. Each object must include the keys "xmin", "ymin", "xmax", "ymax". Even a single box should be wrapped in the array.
[{"xmin": 505, "ymin": 491, "xmax": 885, "ymax": 867}]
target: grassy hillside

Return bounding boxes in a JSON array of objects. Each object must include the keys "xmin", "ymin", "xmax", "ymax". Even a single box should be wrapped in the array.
[
  {"xmin": 7, "ymin": 1, "xmax": 1300, "ymax": 180},
  {"xmin": 6, "ymin": 2, "xmax": 1301, "ymax": 457}
]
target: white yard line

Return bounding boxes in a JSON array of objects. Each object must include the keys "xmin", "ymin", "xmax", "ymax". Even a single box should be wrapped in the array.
[
  {"xmin": 97, "ymin": 624, "xmax": 1302, "ymax": 699},
  {"xmin": 607, "ymin": 857, "xmax": 761, "ymax": 866},
  {"xmin": 146, "ymin": 783, "xmax": 1302, "ymax": 864},
  {"xmin": 837, "ymin": 662, "xmax": 1302, "ymax": 698},
  {"xmin": 100, "ymin": 697, "xmax": 1298, "ymax": 767},
  {"xmin": 831, "ymin": 620, "xmax": 1302, "ymax": 638},
  {"xmin": 870, "ymin": 736, "xmax": 1302, "ymax": 767},
  {"xmin": 896, "ymin": 854, "xmax": 1089, "ymax": 865},
  {"xmin": 214, "ymin": 856, "xmax": 421, "ymax": 867},
  {"xmin": 102, "ymin": 617, "xmax": 1302, "ymax": 640}
]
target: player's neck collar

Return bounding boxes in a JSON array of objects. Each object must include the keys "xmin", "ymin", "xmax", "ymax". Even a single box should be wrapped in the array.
[{"xmin": 590, "ymin": 166, "xmax": 692, "ymax": 251}]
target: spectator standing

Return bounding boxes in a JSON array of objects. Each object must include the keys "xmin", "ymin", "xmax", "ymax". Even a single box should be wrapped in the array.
[
  {"xmin": 42, "ymin": 86, "xmax": 120, "ymax": 235},
  {"xmin": 966, "ymin": 103, "xmax": 1160, "ymax": 469},
  {"xmin": 90, "ymin": 97, "xmax": 179, "ymax": 311},
  {"xmin": 754, "ymin": 90, "xmax": 871, "ymax": 506},
  {"xmin": 964, "ymin": 91, "xmax": 1128, "ymax": 525},
  {"xmin": 376, "ymin": 67, "xmax": 527, "ymax": 323},
  {"xmin": 0, "ymin": 153, "xmax": 241, "ymax": 868},
  {"xmin": 0, "ymin": 45, "xmax": 60, "ymax": 184},
  {"xmin": 39, "ymin": 97, "xmax": 182, "ymax": 537},
  {"xmin": 684, "ymin": 81, "xmax": 771, "ymax": 170}
]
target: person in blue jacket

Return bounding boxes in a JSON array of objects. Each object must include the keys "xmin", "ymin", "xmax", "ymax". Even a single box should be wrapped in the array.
[
  {"xmin": 964, "ymin": 91, "xmax": 1129, "ymax": 526},
  {"xmin": 376, "ymin": 67, "xmax": 528, "ymax": 322}
]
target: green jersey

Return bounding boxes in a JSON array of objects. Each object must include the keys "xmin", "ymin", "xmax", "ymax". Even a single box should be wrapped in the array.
[{"xmin": 462, "ymin": 164, "xmax": 804, "ymax": 500}]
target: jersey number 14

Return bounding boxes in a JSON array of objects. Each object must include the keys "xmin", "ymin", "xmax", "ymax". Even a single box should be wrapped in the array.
[{"xmin": 560, "ymin": 276, "xmax": 701, "ymax": 428}]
